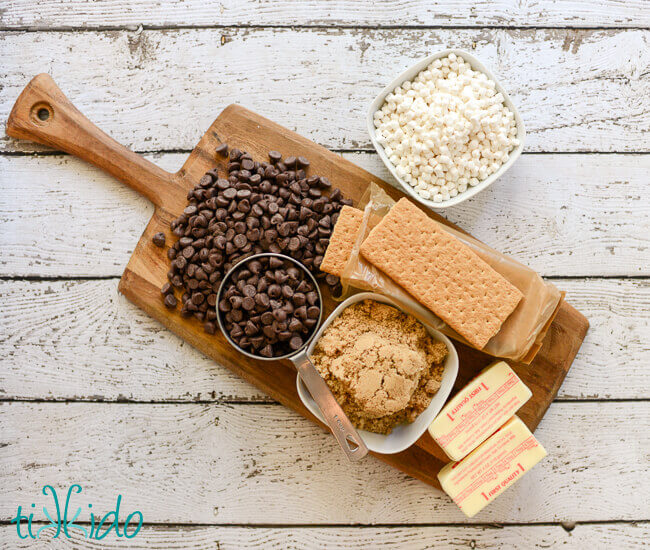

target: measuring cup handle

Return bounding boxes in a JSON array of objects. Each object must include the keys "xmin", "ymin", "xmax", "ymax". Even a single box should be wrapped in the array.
[{"xmin": 293, "ymin": 353, "xmax": 369, "ymax": 462}]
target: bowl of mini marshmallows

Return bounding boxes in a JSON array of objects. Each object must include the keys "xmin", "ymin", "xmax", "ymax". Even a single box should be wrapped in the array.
[{"xmin": 368, "ymin": 50, "xmax": 525, "ymax": 208}]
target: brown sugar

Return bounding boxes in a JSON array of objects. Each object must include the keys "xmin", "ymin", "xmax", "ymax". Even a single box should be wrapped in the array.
[{"xmin": 311, "ymin": 299, "xmax": 447, "ymax": 434}]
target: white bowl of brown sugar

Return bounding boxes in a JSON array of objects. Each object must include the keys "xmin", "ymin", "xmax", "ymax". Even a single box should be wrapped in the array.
[{"xmin": 297, "ymin": 292, "xmax": 458, "ymax": 454}]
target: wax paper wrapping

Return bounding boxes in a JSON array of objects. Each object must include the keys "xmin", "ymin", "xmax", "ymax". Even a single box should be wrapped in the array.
[{"xmin": 338, "ymin": 184, "xmax": 562, "ymax": 363}]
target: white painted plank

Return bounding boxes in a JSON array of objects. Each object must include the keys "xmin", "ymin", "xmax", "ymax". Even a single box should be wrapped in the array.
[
  {"xmin": 350, "ymin": 152, "xmax": 650, "ymax": 277},
  {"xmin": 1, "ymin": 153, "xmax": 648, "ymax": 278},
  {"xmin": 0, "ymin": 401, "xmax": 648, "ymax": 523},
  {"xmin": 0, "ymin": 278, "xmax": 646, "ymax": 401},
  {"xmin": 0, "ymin": 153, "xmax": 158, "ymax": 278},
  {"xmin": 1, "ymin": 28, "xmax": 648, "ymax": 153},
  {"xmin": 3, "ymin": 0, "xmax": 649, "ymax": 29},
  {"xmin": 1, "ymin": 523, "xmax": 648, "ymax": 549},
  {"xmin": 0, "ymin": 279, "xmax": 268, "ymax": 403}
]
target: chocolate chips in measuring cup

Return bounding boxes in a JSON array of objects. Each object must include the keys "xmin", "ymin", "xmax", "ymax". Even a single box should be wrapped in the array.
[
  {"xmin": 161, "ymin": 147, "xmax": 352, "ymax": 334},
  {"xmin": 219, "ymin": 256, "xmax": 320, "ymax": 358}
]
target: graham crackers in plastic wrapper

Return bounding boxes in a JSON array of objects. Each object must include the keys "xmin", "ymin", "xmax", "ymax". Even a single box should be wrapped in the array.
[
  {"xmin": 360, "ymin": 198, "xmax": 523, "ymax": 349},
  {"xmin": 327, "ymin": 183, "xmax": 562, "ymax": 363},
  {"xmin": 320, "ymin": 206, "xmax": 364, "ymax": 277}
]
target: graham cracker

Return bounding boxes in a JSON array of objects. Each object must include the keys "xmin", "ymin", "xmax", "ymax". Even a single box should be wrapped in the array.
[
  {"xmin": 320, "ymin": 205, "xmax": 364, "ymax": 277},
  {"xmin": 359, "ymin": 198, "xmax": 523, "ymax": 349}
]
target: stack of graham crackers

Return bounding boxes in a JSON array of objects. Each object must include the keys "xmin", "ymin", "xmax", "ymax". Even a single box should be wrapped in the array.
[{"xmin": 321, "ymin": 199, "xmax": 523, "ymax": 350}]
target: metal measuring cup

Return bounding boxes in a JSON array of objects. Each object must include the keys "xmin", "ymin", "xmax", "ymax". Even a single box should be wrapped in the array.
[{"xmin": 216, "ymin": 253, "xmax": 368, "ymax": 462}]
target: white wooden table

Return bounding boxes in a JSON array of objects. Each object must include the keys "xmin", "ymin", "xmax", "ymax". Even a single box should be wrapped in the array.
[{"xmin": 1, "ymin": 2, "xmax": 648, "ymax": 548}]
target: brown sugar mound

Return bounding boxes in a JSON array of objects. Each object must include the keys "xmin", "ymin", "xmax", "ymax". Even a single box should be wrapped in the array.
[{"xmin": 311, "ymin": 299, "xmax": 447, "ymax": 434}]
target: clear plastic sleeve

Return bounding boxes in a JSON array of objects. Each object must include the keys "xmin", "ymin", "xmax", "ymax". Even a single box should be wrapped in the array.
[{"xmin": 338, "ymin": 184, "xmax": 562, "ymax": 363}]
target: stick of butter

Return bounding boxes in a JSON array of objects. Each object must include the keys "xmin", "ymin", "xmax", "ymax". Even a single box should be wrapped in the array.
[
  {"xmin": 428, "ymin": 361, "xmax": 532, "ymax": 461},
  {"xmin": 437, "ymin": 416, "xmax": 546, "ymax": 518}
]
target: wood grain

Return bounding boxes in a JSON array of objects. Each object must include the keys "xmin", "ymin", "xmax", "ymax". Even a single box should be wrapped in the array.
[
  {"xmin": 1, "ymin": 152, "xmax": 647, "ymax": 278},
  {"xmin": 2, "ymin": 523, "xmax": 649, "ymax": 549},
  {"xmin": 1, "ymin": 401, "xmax": 648, "ymax": 523},
  {"xmin": 155, "ymin": 105, "xmax": 587, "ymax": 474},
  {"xmin": 5, "ymin": 73, "xmax": 184, "ymax": 209},
  {"xmin": 2, "ymin": 7, "xmax": 647, "ymax": 542},
  {"xmin": 4, "ymin": 77, "xmax": 589, "ymax": 490},
  {"xmin": 2, "ymin": 0, "xmax": 648, "ymax": 29},
  {"xmin": 2, "ymin": 28, "xmax": 648, "ymax": 153}
]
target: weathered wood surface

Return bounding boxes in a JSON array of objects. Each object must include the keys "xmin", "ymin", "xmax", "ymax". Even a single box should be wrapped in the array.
[
  {"xmin": 0, "ymin": 278, "xmax": 645, "ymax": 402},
  {"xmin": 3, "ymin": 0, "xmax": 649, "ymax": 29},
  {"xmin": 1, "ymin": 152, "xmax": 647, "ymax": 278},
  {"xmin": 1, "ymin": 401, "xmax": 648, "ymax": 523},
  {"xmin": 2, "ymin": 523, "xmax": 649, "ymax": 549},
  {"xmin": 3, "ymin": 87, "xmax": 587, "ymax": 487},
  {"xmin": 1, "ymin": 1, "xmax": 648, "ymax": 544},
  {"xmin": 1, "ymin": 28, "xmax": 649, "ymax": 153}
]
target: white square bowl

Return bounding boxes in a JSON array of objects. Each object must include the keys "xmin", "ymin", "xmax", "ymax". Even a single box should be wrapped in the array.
[
  {"xmin": 367, "ymin": 49, "xmax": 526, "ymax": 209},
  {"xmin": 296, "ymin": 292, "xmax": 459, "ymax": 454}
]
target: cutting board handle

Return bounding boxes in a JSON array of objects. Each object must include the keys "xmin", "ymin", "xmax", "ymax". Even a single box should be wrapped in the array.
[{"xmin": 6, "ymin": 74, "xmax": 178, "ymax": 208}]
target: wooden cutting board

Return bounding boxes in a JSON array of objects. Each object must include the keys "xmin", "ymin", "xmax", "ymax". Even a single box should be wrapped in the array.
[{"xmin": 7, "ymin": 74, "xmax": 589, "ymax": 490}]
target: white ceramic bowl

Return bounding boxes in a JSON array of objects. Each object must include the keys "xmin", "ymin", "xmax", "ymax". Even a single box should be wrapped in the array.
[
  {"xmin": 367, "ymin": 49, "xmax": 526, "ymax": 209},
  {"xmin": 296, "ymin": 292, "xmax": 459, "ymax": 454}
]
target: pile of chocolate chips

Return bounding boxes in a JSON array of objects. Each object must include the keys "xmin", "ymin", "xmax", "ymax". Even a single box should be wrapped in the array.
[
  {"xmin": 161, "ymin": 145, "xmax": 351, "ymax": 335},
  {"xmin": 218, "ymin": 255, "xmax": 320, "ymax": 357}
]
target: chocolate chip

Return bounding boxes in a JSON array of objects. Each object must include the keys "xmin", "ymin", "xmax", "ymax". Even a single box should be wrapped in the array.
[
  {"xmin": 260, "ymin": 311, "xmax": 274, "ymax": 325},
  {"xmin": 295, "ymin": 306, "xmax": 307, "ymax": 320},
  {"xmin": 167, "ymin": 145, "xmax": 348, "ymax": 336},
  {"xmin": 223, "ymin": 188, "xmax": 237, "ymax": 200},
  {"xmin": 233, "ymin": 234, "xmax": 247, "ymax": 249},
  {"xmin": 152, "ymin": 232, "xmax": 166, "ymax": 247},
  {"xmin": 242, "ymin": 284, "xmax": 256, "ymax": 298},
  {"xmin": 288, "ymin": 237, "xmax": 301, "ymax": 251},
  {"xmin": 273, "ymin": 308, "xmax": 287, "ymax": 322},
  {"xmin": 289, "ymin": 335, "xmax": 303, "ymax": 350},
  {"xmin": 245, "ymin": 321, "xmax": 259, "ymax": 336},
  {"xmin": 254, "ymin": 293, "xmax": 270, "ymax": 308},
  {"xmin": 230, "ymin": 325, "xmax": 244, "ymax": 339},
  {"xmin": 325, "ymin": 274, "xmax": 339, "ymax": 287},
  {"xmin": 217, "ymin": 256, "xmax": 320, "ymax": 357}
]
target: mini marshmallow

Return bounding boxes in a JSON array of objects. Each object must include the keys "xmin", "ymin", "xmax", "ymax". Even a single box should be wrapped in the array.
[{"xmin": 375, "ymin": 55, "xmax": 518, "ymax": 203}]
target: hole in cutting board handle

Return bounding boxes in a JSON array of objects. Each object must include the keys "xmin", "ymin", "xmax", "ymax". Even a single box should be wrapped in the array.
[{"xmin": 30, "ymin": 102, "xmax": 53, "ymax": 124}]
